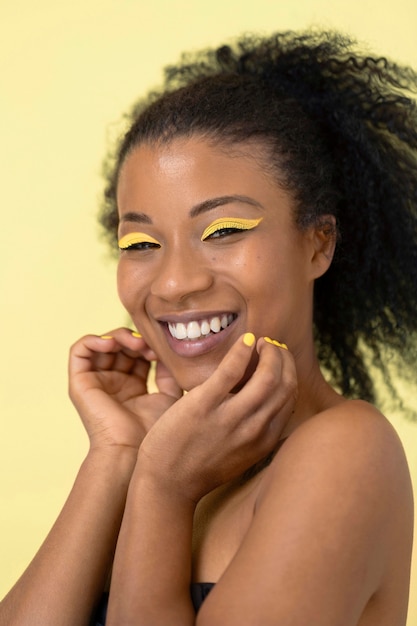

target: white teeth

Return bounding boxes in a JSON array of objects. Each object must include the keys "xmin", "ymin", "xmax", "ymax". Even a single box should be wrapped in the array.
[
  {"xmin": 175, "ymin": 323, "xmax": 187, "ymax": 339},
  {"xmin": 200, "ymin": 320, "xmax": 211, "ymax": 336},
  {"xmin": 167, "ymin": 315, "xmax": 234, "ymax": 340},
  {"xmin": 187, "ymin": 321, "xmax": 201, "ymax": 339},
  {"xmin": 210, "ymin": 317, "xmax": 221, "ymax": 333}
]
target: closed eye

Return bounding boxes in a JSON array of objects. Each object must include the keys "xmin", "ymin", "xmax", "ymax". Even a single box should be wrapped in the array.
[
  {"xmin": 200, "ymin": 217, "xmax": 263, "ymax": 241},
  {"xmin": 120, "ymin": 241, "xmax": 161, "ymax": 251},
  {"xmin": 118, "ymin": 232, "xmax": 161, "ymax": 251}
]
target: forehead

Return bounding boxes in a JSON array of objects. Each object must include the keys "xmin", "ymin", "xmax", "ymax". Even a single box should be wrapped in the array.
[{"xmin": 117, "ymin": 136, "xmax": 284, "ymax": 209}]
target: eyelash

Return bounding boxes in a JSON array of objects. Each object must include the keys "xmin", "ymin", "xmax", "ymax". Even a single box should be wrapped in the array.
[
  {"xmin": 118, "ymin": 217, "xmax": 263, "ymax": 250},
  {"xmin": 205, "ymin": 226, "xmax": 244, "ymax": 239},
  {"xmin": 118, "ymin": 233, "xmax": 161, "ymax": 251},
  {"xmin": 200, "ymin": 217, "xmax": 263, "ymax": 241},
  {"xmin": 121, "ymin": 242, "xmax": 160, "ymax": 251}
]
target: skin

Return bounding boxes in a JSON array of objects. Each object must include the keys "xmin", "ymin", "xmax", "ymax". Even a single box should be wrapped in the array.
[
  {"xmin": 109, "ymin": 137, "xmax": 413, "ymax": 624},
  {"xmin": 116, "ymin": 137, "xmax": 338, "ymax": 416},
  {"xmin": 0, "ymin": 136, "xmax": 413, "ymax": 626}
]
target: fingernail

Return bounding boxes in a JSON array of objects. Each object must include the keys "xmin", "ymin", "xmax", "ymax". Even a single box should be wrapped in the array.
[
  {"xmin": 100, "ymin": 335, "xmax": 113, "ymax": 340},
  {"xmin": 264, "ymin": 337, "xmax": 288, "ymax": 350},
  {"xmin": 131, "ymin": 331, "xmax": 142, "ymax": 338},
  {"xmin": 243, "ymin": 332, "xmax": 255, "ymax": 347}
]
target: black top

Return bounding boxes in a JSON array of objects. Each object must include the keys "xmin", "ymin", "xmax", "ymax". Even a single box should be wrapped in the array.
[{"xmin": 90, "ymin": 583, "xmax": 215, "ymax": 625}]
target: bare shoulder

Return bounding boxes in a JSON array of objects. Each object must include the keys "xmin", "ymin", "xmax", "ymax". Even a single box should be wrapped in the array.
[
  {"xmin": 256, "ymin": 399, "xmax": 414, "ymax": 533},
  {"xmin": 199, "ymin": 400, "xmax": 413, "ymax": 624},
  {"xmin": 264, "ymin": 399, "xmax": 411, "ymax": 494},
  {"xmin": 258, "ymin": 399, "xmax": 414, "ymax": 605},
  {"xmin": 198, "ymin": 400, "xmax": 413, "ymax": 625}
]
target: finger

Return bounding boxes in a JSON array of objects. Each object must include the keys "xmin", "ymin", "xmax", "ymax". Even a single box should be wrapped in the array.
[
  {"xmin": 99, "ymin": 328, "xmax": 155, "ymax": 358},
  {"xmin": 233, "ymin": 337, "xmax": 297, "ymax": 415},
  {"xmin": 69, "ymin": 329, "xmax": 153, "ymax": 376},
  {"xmin": 103, "ymin": 329, "xmax": 161, "ymax": 370},
  {"xmin": 69, "ymin": 335, "xmax": 116, "ymax": 376},
  {"xmin": 154, "ymin": 360, "xmax": 183, "ymax": 400},
  {"xmin": 228, "ymin": 337, "xmax": 297, "ymax": 438},
  {"xmin": 91, "ymin": 350, "xmax": 147, "ymax": 377},
  {"xmin": 196, "ymin": 333, "xmax": 258, "ymax": 406}
]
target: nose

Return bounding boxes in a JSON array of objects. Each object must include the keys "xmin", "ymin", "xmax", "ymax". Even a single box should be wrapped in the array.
[{"xmin": 150, "ymin": 247, "xmax": 214, "ymax": 303}]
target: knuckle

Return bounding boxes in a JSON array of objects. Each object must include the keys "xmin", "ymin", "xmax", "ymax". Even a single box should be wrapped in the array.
[
  {"xmin": 282, "ymin": 368, "xmax": 297, "ymax": 392},
  {"xmin": 69, "ymin": 334, "xmax": 92, "ymax": 351},
  {"xmin": 69, "ymin": 340, "xmax": 81, "ymax": 358},
  {"xmin": 239, "ymin": 415, "xmax": 265, "ymax": 442},
  {"xmin": 259, "ymin": 368, "xmax": 279, "ymax": 391}
]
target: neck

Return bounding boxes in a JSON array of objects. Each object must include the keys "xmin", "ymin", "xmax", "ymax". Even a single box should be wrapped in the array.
[{"xmin": 281, "ymin": 338, "xmax": 344, "ymax": 439}]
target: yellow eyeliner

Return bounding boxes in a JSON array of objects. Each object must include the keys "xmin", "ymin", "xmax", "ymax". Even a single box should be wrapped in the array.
[
  {"xmin": 118, "ymin": 232, "xmax": 161, "ymax": 249},
  {"xmin": 200, "ymin": 217, "xmax": 263, "ymax": 241}
]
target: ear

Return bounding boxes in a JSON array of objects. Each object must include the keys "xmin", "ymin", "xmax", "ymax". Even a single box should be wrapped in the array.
[{"xmin": 308, "ymin": 215, "xmax": 337, "ymax": 280}]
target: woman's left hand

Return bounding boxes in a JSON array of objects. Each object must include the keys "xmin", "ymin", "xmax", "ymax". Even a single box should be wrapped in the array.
[{"xmin": 136, "ymin": 334, "xmax": 297, "ymax": 503}]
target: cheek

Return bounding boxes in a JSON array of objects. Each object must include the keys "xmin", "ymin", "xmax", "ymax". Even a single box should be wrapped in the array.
[{"xmin": 117, "ymin": 262, "xmax": 140, "ymax": 313}]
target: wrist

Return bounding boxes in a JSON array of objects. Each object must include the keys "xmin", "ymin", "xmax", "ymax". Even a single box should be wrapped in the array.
[
  {"xmin": 130, "ymin": 460, "xmax": 198, "ymax": 513},
  {"xmin": 85, "ymin": 445, "xmax": 139, "ymax": 481}
]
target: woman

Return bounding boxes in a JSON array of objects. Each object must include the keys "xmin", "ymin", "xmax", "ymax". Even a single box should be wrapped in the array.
[{"xmin": 1, "ymin": 31, "xmax": 415, "ymax": 625}]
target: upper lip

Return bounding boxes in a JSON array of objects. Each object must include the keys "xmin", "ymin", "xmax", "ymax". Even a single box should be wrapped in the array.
[{"xmin": 155, "ymin": 310, "xmax": 237, "ymax": 324}]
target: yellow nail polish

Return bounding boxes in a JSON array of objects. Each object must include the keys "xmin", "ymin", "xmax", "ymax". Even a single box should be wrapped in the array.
[
  {"xmin": 264, "ymin": 337, "xmax": 288, "ymax": 350},
  {"xmin": 275, "ymin": 341, "xmax": 288, "ymax": 350},
  {"xmin": 201, "ymin": 217, "xmax": 263, "ymax": 241},
  {"xmin": 100, "ymin": 335, "xmax": 113, "ymax": 340},
  {"xmin": 132, "ymin": 331, "xmax": 142, "ymax": 338},
  {"xmin": 243, "ymin": 332, "xmax": 255, "ymax": 347}
]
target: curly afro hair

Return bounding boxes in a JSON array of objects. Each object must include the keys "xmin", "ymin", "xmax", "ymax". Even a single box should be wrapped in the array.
[{"xmin": 99, "ymin": 30, "xmax": 417, "ymax": 411}]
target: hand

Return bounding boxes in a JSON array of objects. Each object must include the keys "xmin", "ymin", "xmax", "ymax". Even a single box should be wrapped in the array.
[
  {"xmin": 136, "ymin": 334, "xmax": 297, "ymax": 502},
  {"xmin": 69, "ymin": 328, "xmax": 182, "ymax": 452}
]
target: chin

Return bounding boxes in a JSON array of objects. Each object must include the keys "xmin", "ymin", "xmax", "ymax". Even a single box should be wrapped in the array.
[
  {"xmin": 171, "ymin": 350, "xmax": 259, "ymax": 394},
  {"xmin": 177, "ymin": 368, "xmax": 217, "ymax": 392}
]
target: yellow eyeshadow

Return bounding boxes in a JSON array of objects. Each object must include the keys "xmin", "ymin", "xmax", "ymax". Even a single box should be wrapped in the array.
[
  {"xmin": 118, "ymin": 232, "xmax": 161, "ymax": 249},
  {"xmin": 200, "ymin": 217, "xmax": 263, "ymax": 241}
]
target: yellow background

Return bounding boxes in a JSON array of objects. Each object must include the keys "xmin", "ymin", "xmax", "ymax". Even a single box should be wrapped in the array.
[{"xmin": 1, "ymin": 0, "xmax": 416, "ymax": 622}]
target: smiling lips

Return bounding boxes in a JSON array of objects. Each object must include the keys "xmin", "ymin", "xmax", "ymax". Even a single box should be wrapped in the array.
[{"xmin": 167, "ymin": 314, "xmax": 235, "ymax": 340}]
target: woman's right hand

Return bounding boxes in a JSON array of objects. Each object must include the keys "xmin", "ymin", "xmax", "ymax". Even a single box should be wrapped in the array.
[{"xmin": 68, "ymin": 328, "xmax": 183, "ymax": 452}]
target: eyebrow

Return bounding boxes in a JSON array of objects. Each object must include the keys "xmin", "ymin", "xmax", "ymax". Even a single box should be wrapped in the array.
[
  {"xmin": 120, "ymin": 194, "xmax": 263, "ymax": 224},
  {"xmin": 120, "ymin": 211, "xmax": 153, "ymax": 225},
  {"xmin": 189, "ymin": 195, "xmax": 264, "ymax": 218}
]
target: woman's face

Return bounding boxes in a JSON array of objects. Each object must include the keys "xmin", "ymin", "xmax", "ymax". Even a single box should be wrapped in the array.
[{"xmin": 117, "ymin": 136, "xmax": 323, "ymax": 390}]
